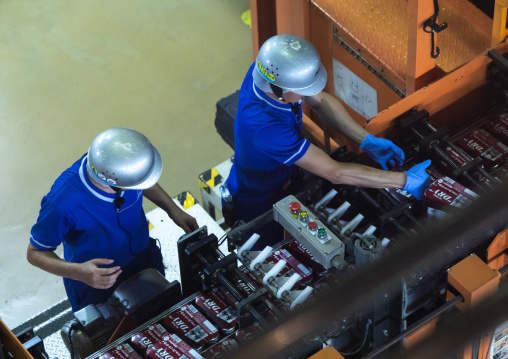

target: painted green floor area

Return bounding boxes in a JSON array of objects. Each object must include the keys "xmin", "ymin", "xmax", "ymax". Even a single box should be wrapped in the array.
[{"xmin": 0, "ymin": 0, "xmax": 251, "ymax": 327}]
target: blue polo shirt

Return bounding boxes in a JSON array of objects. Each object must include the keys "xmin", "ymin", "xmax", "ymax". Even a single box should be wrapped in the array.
[
  {"xmin": 226, "ymin": 62, "xmax": 310, "ymax": 203},
  {"xmin": 30, "ymin": 154, "xmax": 149, "ymax": 269}
]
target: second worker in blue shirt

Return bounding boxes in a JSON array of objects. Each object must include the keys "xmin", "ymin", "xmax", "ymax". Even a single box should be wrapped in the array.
[
  {"xmin": 28, "ymin": 128, "xmax": 199, "ymax": 312},
  {"xmin": 224, "ymin": 34, "xmax": 431, "ymax": 249}
]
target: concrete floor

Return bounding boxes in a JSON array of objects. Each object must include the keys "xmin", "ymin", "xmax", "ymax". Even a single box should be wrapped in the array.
[{"xmin": 0, "ymin": 0, "xmax": 252, "ymax": 328}]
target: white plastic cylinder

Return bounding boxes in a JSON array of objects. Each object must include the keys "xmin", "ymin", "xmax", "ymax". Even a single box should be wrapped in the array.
[
  {"xmin": 314, "ymin": 189, "xmax": 338, "ymax": 212},
  {"xmin": 277, "ymin": 273, "xmax": 301, "ymax": 299},
  {"xmin": 263, "ymin": 259, "xmax": 287, "ymax": 285},
  {"xmin": 340, "ymin": 213, "xmax": 364, "ymax": 237},
  {"xmin": 327, "ymin": 201, "xmax": 351, "ymax": 224},
  {"xmin": 363, "ymin": 225, "xmax": 377, "ymax": 236},
  {"xmin": 381, "ymin": 238, "xmax": 391, "ymax": 248},
  {"xmin": 238, "ymin": 233, "xmax": 260, "ymax": 259},
  {"xmin": 249, "ymin": 246, "xmax": 273, "ymax": 271},
  {"xmin": 290, "ymin": 286, "xmax": 314, "ymax": 310}
]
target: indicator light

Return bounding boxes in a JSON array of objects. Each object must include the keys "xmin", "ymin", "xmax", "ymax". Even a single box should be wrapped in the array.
[{"xmin": 299, "ymin": 211, "xmax": 309, "ymax": 222}]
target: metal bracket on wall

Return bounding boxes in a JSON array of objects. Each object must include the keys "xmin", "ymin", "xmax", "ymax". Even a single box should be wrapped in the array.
[
  {"xmin": 333, "ymin": 29, "xmax": 406, "ymax": 99},
  {"xmin": 423, "ymin": 0, "xmax": 448, "ymax": 59}
]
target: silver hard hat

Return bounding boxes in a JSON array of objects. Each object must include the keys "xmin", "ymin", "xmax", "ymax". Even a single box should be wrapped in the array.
[
  {"xmin": 86, "ymin": 128, "xmax": 162, "ymax": 190},
  {"xmin": 253, "ymin": 34, "xmax": 327, "ymax": 96}
]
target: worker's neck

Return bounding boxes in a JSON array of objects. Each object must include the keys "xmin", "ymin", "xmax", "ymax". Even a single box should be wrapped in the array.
[
  {"xmin": 264, "ymin": 91, "xmax": 288, "ymax": 104},
  {"xmin": 264, "ymin": 91, "xmax": 303, "ymax": 104},
  {"xmin": 86, "ymin": 171, "xmax": 117, "ymax": 194}
]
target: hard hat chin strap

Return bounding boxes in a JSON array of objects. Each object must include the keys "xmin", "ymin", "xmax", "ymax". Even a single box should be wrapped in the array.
[
  {"xmin": 269, "ymin": 83, "xmax": 285, "ymax": 102},
  {"xmin": 269, "ymin": 83, "xmax": 301, "ymax": 116}
]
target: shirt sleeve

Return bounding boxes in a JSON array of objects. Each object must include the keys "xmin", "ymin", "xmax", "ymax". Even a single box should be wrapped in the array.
[
  {"xmin": 253, "ymin": 120, "xmax": 310, "ymax": 166},
  {"xmin": 30, "ymin": 200, "xmax": 71, "ymax": 251}
]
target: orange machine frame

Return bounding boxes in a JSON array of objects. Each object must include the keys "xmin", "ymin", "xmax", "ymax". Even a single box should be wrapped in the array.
[
  {"xmin": 249, "ymin": 0, "xmax": 508, "ymax": 151},
  {"xmin": 446, "ymin": 254, "xmax": 500, "ymax": 359},
  {"xmin": 487, "ymin": 228, "xmax": 508, "ymax": 274},
  {"xmin": 0, "ymin": 317, "xmax": 33, "ymax": 359},
  {"xmin": 365, "ymin": 42, "xmax": 508, "ymax": 138},
  {"xmin": 248, "ymin": 2, "xmax": 508, "ymax": 357}
]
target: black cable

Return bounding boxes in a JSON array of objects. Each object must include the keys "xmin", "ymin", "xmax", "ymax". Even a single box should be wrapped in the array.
[
  {"xmin": 116, "ymin": 211, "xmax": 142, "ymax": 256},
  {"xmin": 68, "ymin": 325, "xmax": 75, "ymax": 359},
  {"xmin": 218, "ymin": 220, "xmax": 244, "ymax": 246},
  {"xmin": 340, "ymin": 319, "xmax": 372, "ymax": 356},
  {"xmin": 114, "ymin": 194, "xmax": 142, "ymax": 256},
  {"xmin": 291, "ymin": 102, "xmax": 301, "ymax": 116},
  {"xmin": 218, "ymin": 233, "xmax": 228, "ymax": 246}
]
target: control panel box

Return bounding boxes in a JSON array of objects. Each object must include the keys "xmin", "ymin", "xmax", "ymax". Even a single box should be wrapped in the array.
[{"xmin": 273, "ymin": 195, "xmax": 345, "ymax": 269}]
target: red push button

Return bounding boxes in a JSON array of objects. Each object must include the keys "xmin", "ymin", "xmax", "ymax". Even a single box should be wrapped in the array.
[
  {"xmin": 289, "ymin": 202, "xmax": 301, "ymax": 212},
  {"xmin": 308, "ymin": 222, "xmax": 318, "ymax": 230}
]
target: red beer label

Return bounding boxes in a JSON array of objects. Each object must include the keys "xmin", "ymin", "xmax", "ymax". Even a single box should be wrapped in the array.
[
  {"xmin": 131, "ymin": 323, "xmax": 168, "ymax": 351},
  {"xmin": 146, "ymin": 339, "xmax": 183, "ymax": 359},
  {"xmin": 477, "ymin": 128, "xmax": 508, "ymax": 158},
  {"xmin": 195, "ymin": 289, "xmax": 238, "ymax": 332},
  {"xmin": 444, "ymin": 146, "xmax": 468, "ymax": 167},
  {"xmin": 458, "ymin": 129, "xmax": 508, "ymax": 170},
  {"xmin": 287, "ymin": 241, "xmax": 325, "ymax": 275},
  {"xmin": 163, "ymin": 304, "xmax": 219, "ymax": 347},
  {"xmin": 486, "ymin": 113, "xmax": 508, "ymax": 145},
  {"xmin": 226, "ymin": 272, "xmax": 258, "ymax": 300},
  {"xmin": 436, "ymin": 148, "xmax": 494, "ymax": 188},
  {"xmin": 424, "ymin": 176, "xmax": 478, "ymax": 218},
  {"xmin": 272, "ymin": 249, "xmax": 313, "ymax": 284},
  {"xmin": 99, "ymin": 344, "xmax": 142, "ymax": 359},
  {"xmin": 158, "ymin": 334, "xmax": 204, "ymax": 359}
]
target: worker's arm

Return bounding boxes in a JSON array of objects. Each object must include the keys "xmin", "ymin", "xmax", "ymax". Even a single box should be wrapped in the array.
[
  {"xmin": 143, "ymin": 183, "xmax": 199, "ymax": 233},
  {"xmin": 26, "ymin": 243, "xmax": 121, "ymax": 289},
  {"xmin": 305, "ymin": 91, "xmax": 368, "ymax": 144},
  {"xmin": 305, "ymin": 92, "xmax": 405, "ymax": 169},
  {"xmin": 295, "ymin": 144, "xmax": 431, "ymax": 198}
]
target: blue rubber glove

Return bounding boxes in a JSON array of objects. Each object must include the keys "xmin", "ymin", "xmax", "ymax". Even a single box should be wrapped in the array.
[
  {"xmin": 360, "ymin": 134, "xmax": 405, "ymax": 170},
  {"xmin": 403, "ymin": 160, "xmax": 432, "ymax": 200}
]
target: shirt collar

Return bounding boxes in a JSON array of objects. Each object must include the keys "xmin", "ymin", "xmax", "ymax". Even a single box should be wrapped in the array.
[
  {"xmin": 252, "ymin": 82, "xmax": 302, "ymax": 112},
  {"xmin": 79, "ymin": 156, "xmax": 120, "ymax": 202}
]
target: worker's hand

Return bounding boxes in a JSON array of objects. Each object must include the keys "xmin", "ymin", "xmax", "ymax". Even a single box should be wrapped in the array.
[
  {"xmin": 403, "ymin": 160, "xmax": 432, "ymax": 200},
  {"xmin": 171, "ymin": 209, "xmax": 199, "ymax": 233},
  {"xmin": 76, "ymin": 259, "xmax": 122, "ymax": 289},
  {"xmin": 360, "ymin": 134, "xmax": 405, "ymax": 170}
]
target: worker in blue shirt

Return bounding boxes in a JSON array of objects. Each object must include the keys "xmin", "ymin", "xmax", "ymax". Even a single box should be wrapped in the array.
[
  {"xmin": 27, "ymin": 128, "xmax": 199, "ymax": 312},
  {"xmin": 224, "ymin": 34, "xmax": 431, "ymax": 248}
]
